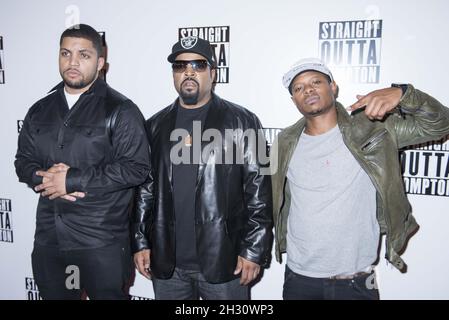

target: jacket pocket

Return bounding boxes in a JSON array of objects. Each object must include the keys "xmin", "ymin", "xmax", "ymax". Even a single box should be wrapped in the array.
[
  {"xmin": 361, "ymin": 129, "xmax": 388, "ymax": 152},
  {"xmin": 75, "ymin": 125, "xmax": 105, "ymax": 138},
  {"xmin": 29, "ymin": 122, "xmax": 53, "ymax": 136}
]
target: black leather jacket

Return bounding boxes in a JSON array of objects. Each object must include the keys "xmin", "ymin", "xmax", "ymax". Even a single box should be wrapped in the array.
[
  {"xmin": 131, "ymin": 94, "xmax": 273, "ymax": 283},
  {"xmin": 15, "ymin": 78, "xmax": 150, "ymax": 250}
]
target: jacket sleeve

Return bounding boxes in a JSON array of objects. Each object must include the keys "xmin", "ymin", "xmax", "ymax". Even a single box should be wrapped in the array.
[
  {"xmin": 239, "ymin": 114, "xmax": 274, "ymax": 267},
  {"xmin": 130, "ymin": 175, "xmax": 154, "ymax": 253},
  {"xmin": 14, "ymin": 107, "xmax": 44, "ymax": 191},
  {"xmin": 130, "ymin": 120, "xmax": 154, "ymax": 254},
  {"xmin": 391, "ymin": 85, "xmax": 449, "ymax": 148},
  {"xmin": 65, "ymin": 101, "xmax": 150, "ymax": 194}
]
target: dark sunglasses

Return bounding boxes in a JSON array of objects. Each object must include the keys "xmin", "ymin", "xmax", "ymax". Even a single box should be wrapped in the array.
[{"xmin": 172, "ymin": 60, "xmax": 211, "ymax": 73}]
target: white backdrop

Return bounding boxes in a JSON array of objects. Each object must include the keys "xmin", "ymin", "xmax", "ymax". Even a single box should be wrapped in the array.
[{"xmin": 1, "ymin": 0, "xmax": 448, "ymax": 300}]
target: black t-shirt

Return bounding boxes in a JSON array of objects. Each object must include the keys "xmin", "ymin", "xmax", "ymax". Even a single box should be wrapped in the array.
[{"xmin": 173, "ymin": 100, "xmax": 211, "ymax": 270}]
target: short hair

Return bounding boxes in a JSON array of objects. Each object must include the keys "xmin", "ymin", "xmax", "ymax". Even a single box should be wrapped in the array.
[{"xmin": 60, "ymin": 24, "xmax": 104, "ymax": 57}]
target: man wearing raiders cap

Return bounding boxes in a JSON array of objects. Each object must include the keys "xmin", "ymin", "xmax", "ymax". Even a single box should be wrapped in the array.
[
  {"xmin": 131, "ymin": 36, "xmax": 273, "ymax": 300},
  {"xmin": 271, "ymin": 57, "xmax": 449, "ymax": 299}
]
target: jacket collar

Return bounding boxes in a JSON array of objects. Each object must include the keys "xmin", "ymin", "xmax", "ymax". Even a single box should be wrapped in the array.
[
  {"xmin": 196, "ymin": 93, "xmax": 226, "ymax": 187},
  {"xmin": 165, "ymin": 93, "xmax": 225, "ymax": 129},
  {"xmin": 283, "ymin": 101, "xmax": 350, "ymax": 141},
  {"xmin": 48, "ymin": 77, "xmax": 108, "ymax": 98},
  {"xmin": 335, "ymin": 101, "xmax": 352, "ymax": 139},
  {"xmin": 163, "ymin": 93, "xmax": 227, "ymax": 189},
  {"xmin": 276, "ymin": 102, "xmax": 351, "ymax": 190},
  {"xmin": 202, "ymin": 93, "xmax": 226, "ymax": 133}
]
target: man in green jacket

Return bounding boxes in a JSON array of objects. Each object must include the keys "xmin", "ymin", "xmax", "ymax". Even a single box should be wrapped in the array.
[{"xmin": 271, "ymin": 58, "xmax": 449, "ymax": 300}]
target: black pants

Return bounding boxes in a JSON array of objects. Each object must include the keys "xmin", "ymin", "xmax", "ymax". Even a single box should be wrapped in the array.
[
  {"xmin": 283, "ymin": 265, "xmax": 380, "ymax": 300},
  {"xmin": 31, "ymin": 242, "xmax": 132, "ymax": 300}
]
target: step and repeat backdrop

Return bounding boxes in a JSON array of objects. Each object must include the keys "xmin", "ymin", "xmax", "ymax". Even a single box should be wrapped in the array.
[{"xmin": 1, "ymin": 0, "xmax": 448, "ymax": 300}]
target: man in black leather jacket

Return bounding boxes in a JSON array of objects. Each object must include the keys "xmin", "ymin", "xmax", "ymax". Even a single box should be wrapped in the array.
[
  {"xmin": 132, "ymin": 37, "xmax": 273, "ymax": 300},
  {"xmin": 14, "ymin": 24, "xmax": 150, "ymax": 299}
]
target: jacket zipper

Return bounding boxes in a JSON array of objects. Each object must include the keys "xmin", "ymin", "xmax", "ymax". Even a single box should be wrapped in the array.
[{"xmin": 361, "ymin": 129, "xmax": 388, "ymax": 152}]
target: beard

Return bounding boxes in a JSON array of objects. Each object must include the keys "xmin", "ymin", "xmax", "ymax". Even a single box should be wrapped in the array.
[
  {"xmin": 180, "ymin": 78, "xmax": 200, "ymax": 105},
  {"xmin": 306, "ymin": 108, "xmax": 327, "ymax": 117},
  {"xmin": 61, "ymin": 67, "xmax": 98, "ymax": 90},
  {"xmin": 303, "ymin": 99, "xmax": 335, "ymax": 117}
]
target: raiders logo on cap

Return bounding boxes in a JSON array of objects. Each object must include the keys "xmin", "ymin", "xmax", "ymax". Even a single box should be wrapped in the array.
[
  {"xmin": 181, "ymin": 36, "xmax": 198, "ymax": 49},
  {"xmin": 168, "ymin": 36, "xmax": 216, "ymax": 67}
]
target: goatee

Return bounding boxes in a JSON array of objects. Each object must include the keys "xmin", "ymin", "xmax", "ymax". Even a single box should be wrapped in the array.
[
  {"xmin": 181, "ymin": 91, "xmax": 199, "ymax": 105},
  {"xmin": 180, "ymin": 78, "xmax": 200, "ymax": 105}
]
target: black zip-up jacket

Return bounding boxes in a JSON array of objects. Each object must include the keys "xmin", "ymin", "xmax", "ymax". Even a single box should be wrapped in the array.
[
  {"xmin": 15, "ymin": 78, "xmax": 150, "ymax": 250},
  {"xmin": 131, "ymin": 94, "xmax": 273, "ymax": 284}
]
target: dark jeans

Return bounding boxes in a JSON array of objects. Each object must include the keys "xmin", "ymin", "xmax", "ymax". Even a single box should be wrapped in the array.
[
  {"xmin": 283, "ymin": 265, "xmax": 379, "ymax": 300},
  {"xmin": 31, "ymin": 242, "xmax": 132, "ymax": 300},
  {"xmin": 152, "ymin": 267, "xmax": 249, "ymax": 300}
]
